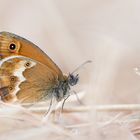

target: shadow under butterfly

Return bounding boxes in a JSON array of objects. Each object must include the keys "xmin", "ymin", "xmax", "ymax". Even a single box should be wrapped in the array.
[{"xmin": 0, "ymin": 32, "xmax": 91, "ymax": 111}]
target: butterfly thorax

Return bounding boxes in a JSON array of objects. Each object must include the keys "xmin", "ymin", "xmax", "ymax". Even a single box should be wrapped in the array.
[{"xmin": 53, "ymin": 74, "xmax": 79, "ymax": 101}]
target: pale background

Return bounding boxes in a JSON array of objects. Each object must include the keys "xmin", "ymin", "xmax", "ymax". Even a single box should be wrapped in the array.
[{"xmin": 0, "ymin": 0, "xmax": 140, "ymax": 105}]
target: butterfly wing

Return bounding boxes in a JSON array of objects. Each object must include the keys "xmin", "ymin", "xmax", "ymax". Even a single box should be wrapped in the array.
[
  {"xmin": 0, "ymin": 56, "xmax": 59, "ymax": 103},
  {"xmin": 0, "ymin": 31, "xmax": 63, "ymax": 79}
]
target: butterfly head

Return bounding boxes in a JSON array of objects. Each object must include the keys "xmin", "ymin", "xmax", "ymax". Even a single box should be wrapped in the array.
[
  {"xmin": 68, "ymin": 73, "xmax": 79, "ymax": 86},
  {"xmin": 53, "ymin": 73, "xmax": 79, "ymax": 102},
  {"xmin": 53, "ymin": 60, "xmax": 92, "ymax": 102}
]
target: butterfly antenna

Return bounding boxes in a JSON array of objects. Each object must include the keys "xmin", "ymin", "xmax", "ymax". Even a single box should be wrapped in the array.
[
  {"xmin": 61, "ymin": 95, "xmax": 70, "ymax": 112},
  {"xmin": 71, "ymin": 60, "xmax": 92, "ymax": 74}
]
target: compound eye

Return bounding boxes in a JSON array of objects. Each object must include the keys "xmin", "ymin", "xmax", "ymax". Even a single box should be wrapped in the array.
[{"xmin": 68, "ymin": 74, "xmax": 79, "ymax": 86}]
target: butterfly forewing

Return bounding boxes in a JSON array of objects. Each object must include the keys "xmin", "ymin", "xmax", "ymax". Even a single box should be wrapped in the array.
[{"xmin": 0, "ymin": 32, "xmax": 63, "ymax": 79}]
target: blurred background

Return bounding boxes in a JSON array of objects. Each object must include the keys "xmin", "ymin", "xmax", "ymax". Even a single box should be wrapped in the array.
[{"xmin": 1, "ymin": 0, "xmax": 140, "ymax": 105}]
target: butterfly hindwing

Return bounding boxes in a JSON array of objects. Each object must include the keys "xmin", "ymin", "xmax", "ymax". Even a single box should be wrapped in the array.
[{"xmin": 0, "ymin": 56, "xmax": 59, "ymax": 103}]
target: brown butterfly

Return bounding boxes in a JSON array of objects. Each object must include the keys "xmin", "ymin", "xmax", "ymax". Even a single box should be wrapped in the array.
[{"xmin": 0, "ymin": 32, "xmax": 79, "ymax": 104}]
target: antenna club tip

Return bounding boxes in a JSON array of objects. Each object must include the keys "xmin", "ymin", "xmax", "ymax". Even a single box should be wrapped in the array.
[{"xmin": 86, "ymin": 60, "xmax": 92, "ymax": 63}]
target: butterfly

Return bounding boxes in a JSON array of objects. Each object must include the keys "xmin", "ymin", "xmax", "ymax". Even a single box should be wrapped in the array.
[{"xmin": 0, "ymin": 32, "xmax": 80, "ymax": 104}]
